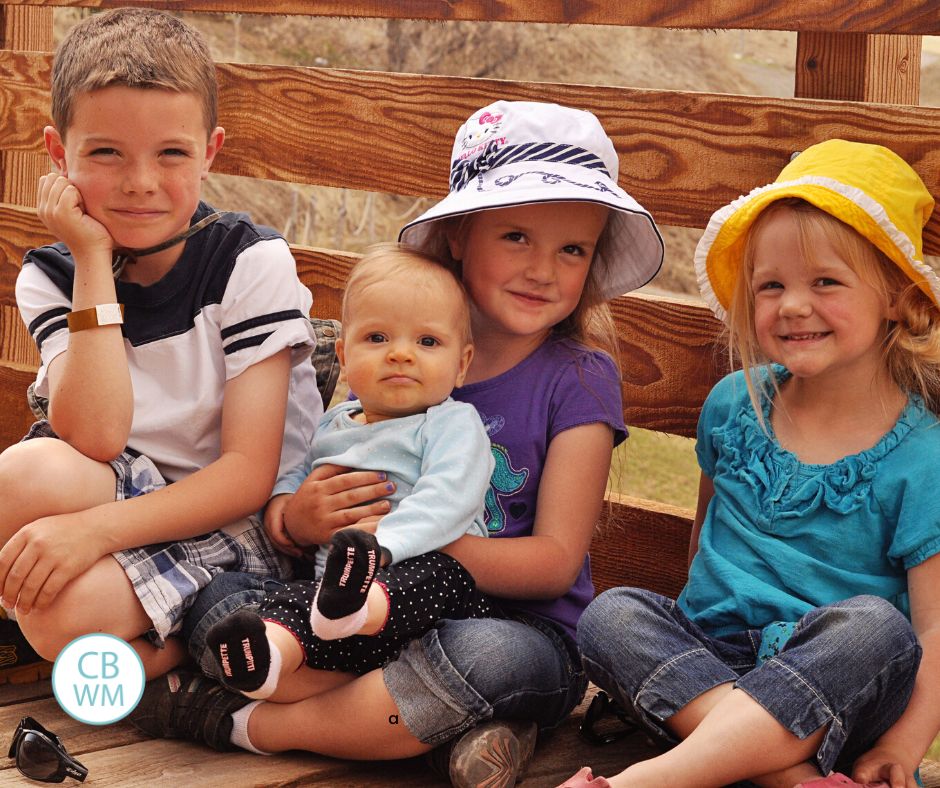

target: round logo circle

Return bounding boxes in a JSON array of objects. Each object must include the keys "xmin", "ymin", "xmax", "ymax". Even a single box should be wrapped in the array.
[{"xmin": 52, "ymin": 634, "xmax": 145, "ymax": 725}]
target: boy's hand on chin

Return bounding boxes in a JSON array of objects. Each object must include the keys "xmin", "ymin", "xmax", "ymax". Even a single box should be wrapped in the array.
[
  {"xmin": 0, "ymin": 511, "xmax": 105, "ymax": 614},
  {"xmin": 37, "ymin": 173, "xmax": 114, "ymax": 261}
]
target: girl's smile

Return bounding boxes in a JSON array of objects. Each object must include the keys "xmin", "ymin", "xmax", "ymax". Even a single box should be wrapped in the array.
[
  {"xmin": 449, "ymin": 201, "xmax": 609, "ymax": 358},
  {"xmin": 750, "ymin": 209, "xmax": 894, "ymax": 389}
]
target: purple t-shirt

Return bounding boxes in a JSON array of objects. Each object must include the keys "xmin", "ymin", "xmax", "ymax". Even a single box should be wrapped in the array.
[{"xmin": 452, "ymin": 336, "xmax": 626, "ymax": 638}]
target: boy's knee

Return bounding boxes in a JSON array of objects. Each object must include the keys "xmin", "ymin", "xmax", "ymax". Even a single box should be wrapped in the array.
[
  {"xmin": 0, "ymin": 438, "xmax": 76, "ymax": 498},
  {"xmin": 16, "ymin": 606, "xmax": 73, "ymax": 661}
]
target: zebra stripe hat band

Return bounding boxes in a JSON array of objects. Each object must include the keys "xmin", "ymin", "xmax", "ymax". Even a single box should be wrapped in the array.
[
  {"xmin": 400, "ymin": 100, "xmax": 664, "ymax": 300},
  {"xmin": 450, "ymin": 141, "xmax": 610, "ymax": 192}
]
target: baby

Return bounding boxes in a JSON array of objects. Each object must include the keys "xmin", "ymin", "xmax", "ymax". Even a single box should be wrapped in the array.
[{"xmin": 207, "ymin": 244, "xmax": 496, "ymax": 697}]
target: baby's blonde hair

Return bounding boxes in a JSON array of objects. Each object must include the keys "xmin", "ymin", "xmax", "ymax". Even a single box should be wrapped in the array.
[
  {"xmin": 51, "ymin": 8, "xmax": 218, "ymax": 136},
  {"xmin": 342, "ymin": 243, "xmax": 473, "ymax": 345},
  {"xmin": 417, "ymin": 212, "xmax": 622, "ymax": 374},
  {"xmin": 728, "ymin": 199, "xmax": 940, "ymax": 415}
]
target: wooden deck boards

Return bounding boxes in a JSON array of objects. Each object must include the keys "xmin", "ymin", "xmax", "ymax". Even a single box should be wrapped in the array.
[{"xmin": 1, "ymin": 678, "xmax": 665, "ymax": 787}]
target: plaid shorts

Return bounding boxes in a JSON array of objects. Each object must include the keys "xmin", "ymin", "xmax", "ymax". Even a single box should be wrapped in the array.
[{"xmin": 23, "ymin": 421, "xmax": 291, "ymax": 645}]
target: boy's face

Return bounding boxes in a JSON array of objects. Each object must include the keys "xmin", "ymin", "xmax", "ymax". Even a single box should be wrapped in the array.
[
  {"xmin": 337, "ymin": 274, "xmax": 473, "ymax": 424},
  {"xmin": 43, "ymin": 85, "xmax": 223, "ymax": 255}
]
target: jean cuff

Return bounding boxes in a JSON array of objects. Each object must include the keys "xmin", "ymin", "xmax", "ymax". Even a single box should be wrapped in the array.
[
  {"xmin": 736, "ymin": 657, "xmax": 846, "ymax": 774},
  {"xmin": 633, "ymin": 647, "xmax": 738, "ymax": 740},
  {"xmin": 383, "ymin": 632, "xmax": 491, "ymax": 746}
]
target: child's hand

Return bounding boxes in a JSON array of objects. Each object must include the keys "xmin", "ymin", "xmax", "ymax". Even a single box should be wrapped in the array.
[
  {"xmin": 37, "ymin": 173, "xmax": 114, "ymax": 260},
  {"xmin": 853, "ymin": 744, "xmax": 918, "ymax": 788},
  {"xmin": 283, "ymin": 463, "xmax": 393, "ymax": 544},
  {"xmin": 263, "ymin": 493, "xmax": 304, "ymax": 558},
  {"xmin": 0, "ymin": 512, "xmax": 105, "ymax": 613}
]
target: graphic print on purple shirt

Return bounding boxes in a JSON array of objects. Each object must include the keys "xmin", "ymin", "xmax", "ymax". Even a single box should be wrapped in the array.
[
  {"xmin": 483, "ymin": 443, "xmax": 529, "ymax": 533},
  {"xmin": 452, "ymin": 336, "xmax": 626, "ymax": 638}
]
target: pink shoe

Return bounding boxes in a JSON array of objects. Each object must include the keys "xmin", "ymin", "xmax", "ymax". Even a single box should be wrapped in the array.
[
  {"xmin": 794, "ymin": 773, "xmax": 889, "ymax": 788},
  {"xmin": 557, "ymin": 766, "xmax": 612, "ymax": 788}
]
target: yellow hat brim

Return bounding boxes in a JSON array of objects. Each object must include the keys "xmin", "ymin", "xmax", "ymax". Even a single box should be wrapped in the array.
[{"xmin": 695, "ymin": 141, "xmax": 939, "ymax": 322}]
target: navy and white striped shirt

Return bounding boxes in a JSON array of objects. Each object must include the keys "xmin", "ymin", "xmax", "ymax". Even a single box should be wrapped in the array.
[{"xmin": 16, "ymin": 202, "xmax": 320, "ymax": 482}]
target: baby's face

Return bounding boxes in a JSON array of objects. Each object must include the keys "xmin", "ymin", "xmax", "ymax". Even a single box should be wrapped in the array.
[{"xmin": 338, "ymin": 276, "xmax": 472, "ymax": 423}]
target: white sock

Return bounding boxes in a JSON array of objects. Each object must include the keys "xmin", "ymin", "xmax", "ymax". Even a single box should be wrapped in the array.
[
  {"xmin": 229, "ymin": 701, "xmax": 270, "ymax": 755},
  {"xmin": 243, "ymin": 640, "xmax": 283, "ymax": 700},
  {"xmin": 310, "ymin": 596, "xmax": 369, "ymax": 640}
]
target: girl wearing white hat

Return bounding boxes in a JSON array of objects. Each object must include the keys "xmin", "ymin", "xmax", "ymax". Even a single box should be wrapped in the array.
[
  {"xmin": 131, "ymin": 100, "xmax": 665, "ymax": 787},
  {"xmin": 567, "ymin": 139, "xmax": 940, "ymax": 788}
]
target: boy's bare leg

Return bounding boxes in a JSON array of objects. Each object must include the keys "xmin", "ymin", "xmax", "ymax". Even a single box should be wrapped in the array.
[
  {"xmin": 0, "ymin": 438, "xmax": 116, "ymax": 542},
  {"xmin": 16, "ymin": 554, "xmax": 185, "ymax": 678}
]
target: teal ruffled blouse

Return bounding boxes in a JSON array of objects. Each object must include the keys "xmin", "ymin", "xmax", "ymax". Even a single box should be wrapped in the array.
[{"xmin": 678, "ymin": 369, "xmax": 940, "ymax": 638}]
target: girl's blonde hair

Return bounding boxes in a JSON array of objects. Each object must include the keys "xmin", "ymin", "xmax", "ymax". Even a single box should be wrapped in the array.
[
  {"xmin": 417, "ymin": 213, "xmax": 622, "ymax": 374},
  {"xmin": 728, "ymin": 198, "xmax": 940, "ymax": 415}
]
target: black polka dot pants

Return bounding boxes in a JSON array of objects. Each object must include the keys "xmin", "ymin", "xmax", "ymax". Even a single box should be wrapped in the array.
[{"xmin": 259, "ymin": 552, "xmax": 497, "ymax": 674}]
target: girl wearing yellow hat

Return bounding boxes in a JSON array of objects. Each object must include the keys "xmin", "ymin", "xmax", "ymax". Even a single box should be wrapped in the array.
[{"xmin": 564, "ymin": 140, "xmax": 940, "ymax": 788}]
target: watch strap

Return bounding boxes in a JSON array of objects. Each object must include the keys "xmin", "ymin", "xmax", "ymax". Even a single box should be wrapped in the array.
[{"xmin": 66, "ymin": 303, "xmax": 125, "ymax": 332}]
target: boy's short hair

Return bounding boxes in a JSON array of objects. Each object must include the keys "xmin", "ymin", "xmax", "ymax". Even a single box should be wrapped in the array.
[
  {"xmin": 343, "ymin": 244, "xmax": 473, "ymax": 345},
  {"xmin": 51, "ymin": 8, "xmax": 218, "ymax": 135}
]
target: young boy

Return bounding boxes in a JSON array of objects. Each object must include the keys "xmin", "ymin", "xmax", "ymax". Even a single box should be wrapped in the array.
[
  {"xmin": 0, "ymin": 8, "xmax": 319, "ymax": 678},
  {"xmin": 205, "ymin": 246, "xmax": 496, "ymax": 699}
]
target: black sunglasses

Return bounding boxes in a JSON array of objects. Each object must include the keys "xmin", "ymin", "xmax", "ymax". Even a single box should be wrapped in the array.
[
  {"xmin": 579, "ymin": 690, "xmax": 638, "ymax": 746},
  {"xmin": 7, "ymin": 717, "xmax": 88, "ymax": 783}
]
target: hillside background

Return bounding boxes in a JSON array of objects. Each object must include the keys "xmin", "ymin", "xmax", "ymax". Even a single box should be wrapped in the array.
[{"xmin": 52, "ymin": 11, "xmax": 940, "ymax": 511}]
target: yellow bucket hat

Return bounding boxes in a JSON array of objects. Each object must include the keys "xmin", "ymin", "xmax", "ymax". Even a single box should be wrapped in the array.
[{"xmin": 694, "ymin": 139, "xmax": 939, "ymax": 322}]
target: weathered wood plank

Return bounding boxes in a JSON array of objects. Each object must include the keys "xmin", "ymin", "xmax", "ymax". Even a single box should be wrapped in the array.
[
  {"xmin": 593, "ymin": 494, "xmax": 693, "ymax": 600},
  {"xmin": 0, "ymin": 683, "xmax": 663, "ymax": 787},
  {"xmin": 0, "ymin": 677, "xmax": 50, "ymax": 704},
  {"xmin": 614, "ymin": 293, "xmax": 723, "ymax": 438},
  {"xmin": 0, "ymin": 695, "xmax": 148, "ymax": 753},
  {"xmin": 0, "ymin": 361, "xmax": 35, "ymax": 450},
  {"xmin": 4, "ymin": 53, "xmax": 940, "ymax": 248},
  {"xmin": 0, "ymin": 5, "xmax": 50, "ymax": 216},
  {"xmin": 0, "ymin": 0, "xmax": 938, "ymax": 34},
  {"xmin": 795, "ymin": 32, "xmax": 922, "ymax": 102}
]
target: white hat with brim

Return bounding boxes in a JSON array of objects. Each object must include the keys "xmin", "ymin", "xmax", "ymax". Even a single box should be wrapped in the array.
[
  {"xmin": 695, "ymin": 139, "xmax": 940, "ymax": 323},
  {"xmin": 400, "ymin": 101, "xmax": 664, "ymax": 300}
]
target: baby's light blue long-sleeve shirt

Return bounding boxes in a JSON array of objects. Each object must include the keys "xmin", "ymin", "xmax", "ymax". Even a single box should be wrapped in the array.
[{"xmin": 273, "ymin": 397, "xmax": 492, "ymax": 570}]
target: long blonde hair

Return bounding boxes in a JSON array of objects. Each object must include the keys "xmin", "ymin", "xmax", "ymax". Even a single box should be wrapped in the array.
[
  {"xmin": 728, "ymin": 199, "xmax": 940, "ymax": 415},
  {"xmin": 416, "ymin": 212, "xmax": 622, "ymax": 374}
]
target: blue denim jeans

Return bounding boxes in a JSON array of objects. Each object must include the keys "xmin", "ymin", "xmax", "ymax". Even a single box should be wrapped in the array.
[
  {"xmin": 179, "ymin": 571, "xmax": 271, "ymax": 680},
  {"xmin": 385, "ymin": 613, "xmax": 587, "ymax": 746},
  {"xmin": 578, "ymin": 588, "xmax": 921, "ymax": 776}
]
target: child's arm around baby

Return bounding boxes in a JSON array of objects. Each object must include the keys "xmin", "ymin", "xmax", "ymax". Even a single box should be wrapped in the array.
[{"xmin": 441, "ymin": 422, "xmax": 613, "ymax": 599}]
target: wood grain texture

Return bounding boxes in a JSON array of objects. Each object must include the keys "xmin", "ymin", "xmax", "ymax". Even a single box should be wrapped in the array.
[
  {"xmin": 614, "ymin": 294, "xmax": 724, "ymax": 437},
  {"xmin": 3, "ymin": 53, "xmax": 940, "ymax": 250},
  {"xmin": 0, "ymin": 0, "xmax": 938, "ymax": 33},
  {"xmin": 0, "ymin": 360, "xmax": 37, "ymax": 448},
  {"xmin": 795, "ymin": 32, "xmax": 922, "ymax": 102},
  {"xmin": 0, "ymin": 5, "xmax": 50, "ymax": 218},
  {"xmin": 592, "ymin": 495, "xmax": 693, "ymax": 600}
]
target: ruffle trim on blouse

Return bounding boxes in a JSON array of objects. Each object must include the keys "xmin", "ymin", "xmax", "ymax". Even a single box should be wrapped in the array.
[{"xmin": 710, "ymin": 378, "xmax": 921, "ymax": 524}]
